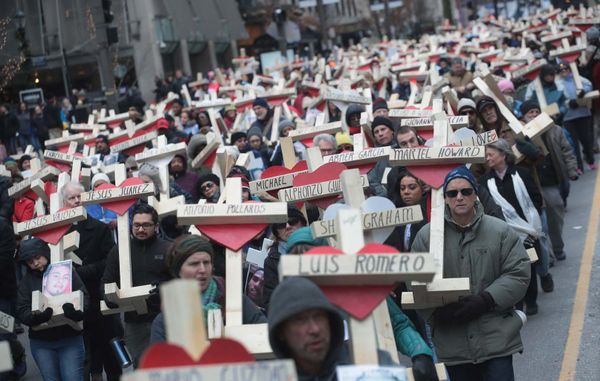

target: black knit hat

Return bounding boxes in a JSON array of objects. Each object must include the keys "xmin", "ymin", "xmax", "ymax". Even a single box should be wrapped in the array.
[
  {"xmin": 371, "ymin": 116, "xmax": 394, "ymax": 132},
  {"xmin": 230, "ymin": 131, "xmax": 247, "ymax": 145},
  {"xmin": 198, "ymin": 173, "xmax": 220, "ymax": 188},
  {"xmin": 252, "ymin": 97, "xmax": 269, "ymax": 109},
  {"xmin": 540, "ymin": 64, "xmax": 556, "ymax": 78},
  {"xmin": 520, "ymin": 99, "xmax": 541, "ymax": 116},
  {"xmin": 19, "ymin": 238, "xmax": 50, "ymax": 263}
]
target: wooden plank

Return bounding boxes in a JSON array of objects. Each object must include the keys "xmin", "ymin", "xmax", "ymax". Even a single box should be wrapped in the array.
[
  {"xmin": 311, "ymin": 205, "xmax": 423, "ymax": 239},
  {"xmin": 323, "ymin": 88, "xmax": 371, "ymax": 104},
  {"xmin": 248, "ymin": 170, "xmax": 308, "ymax": 194},
  {"xmin": 176, "ymin": 203, "xmax": 288, "ymax": 225},
  {"xmin": 279, "ymin": 252, "xmax": 435, "ymax": 285},
  {"xmin": 135, "ymin": 142, "xmax": 187, "ymax": 163},
  {"xmin": 400, "ymin": 115, "xmax": 468, "ymax": 129},
  {"xmin": 288, "ymin": 121, "xmax": 343, "ymax": 141},
  {"xmin": 190, "ymin": 139, "xmax": 220, "ymax": 169},
  {"xmin": 277, "ymin": 175, "xmax": 369, "ymax": 203},
  {"xmin": 160, "ymin": 280, "xmax": 209, "ymax": 360},
  {"xmin": 0, "ymin": 310, "xmax": 15, "ymax": 334},
  {"xmin": 388, "ymin": 109, "xmax": 433, "ymax": 118},
  {"xmin": 16, "ymin": 207, "xmax": 87, "ymax": 236},
  {"xmin": 389, "ymin": 146, "xmax": 485, "ymax": 166},
  {"xmin": 80, "ymin": 183, "xmax": 155, "ymax": 204},
  {"xmin": 121, "ymin": 360, "xmax": 297, "ymax": 381},
  {"xmin": 323, "ymin": 147, "xmax": 391, "ymax": 166},
  {"xmin": 8, "ymin": 166, "xmax": 61, "ymax": 198},
  {"xmin": 110, "ymin": 131, "xmax": 158, "ymax": 153},
  {"xmin": 0, "ymin": 341, "xmax": 11, "ymax": 372}
]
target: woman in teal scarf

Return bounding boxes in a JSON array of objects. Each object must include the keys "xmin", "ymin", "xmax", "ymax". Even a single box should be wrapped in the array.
[{"xmin": 149, "ymin": 235, "xmax": 266, "ymax": 344}]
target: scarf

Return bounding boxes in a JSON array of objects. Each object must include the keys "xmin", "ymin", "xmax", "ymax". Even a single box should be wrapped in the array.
[
  {"xmin": 487, "ymin": 171, "xmax": 542, "ymax": 240},
  {"xmin": 202, "ymin": 278, "xmax": 221, "ymax": 320}
]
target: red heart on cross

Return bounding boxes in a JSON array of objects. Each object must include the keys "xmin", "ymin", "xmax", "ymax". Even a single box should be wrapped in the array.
[
  {"xmin": 140, "ymin": 338, "xmax": 254, "ymax": 369},
  {"xmin": 559, "ymin": 53, "xmax": 581, "ymax": 64},
  {"xmin": 305, "ymin": 243, "xmax": 399, "ymax": 320},
  {"xmin": 33, "ymin": 207, "xmax": 74, "ymax": 245},
  {"xmin": 293, "ymin": 162, "xmax": 348, "ymax": 210},
  {"xmin": 260, "ymin": 161, "xmax": 308, "ymax": 198},
  {"xmin": 96, "ymin": 177, "xmax": 146, "ymax": 215},
  {"xmin": 45, "ymin": 160, "xmax": 71, "ymax": 173},
  {"xmin": 406, "ymin": 163, "xmax": 460, "ymax": 189},
  {"xmin": 196, "ymin": 201, "xmax": 269, "ymax": 251}
]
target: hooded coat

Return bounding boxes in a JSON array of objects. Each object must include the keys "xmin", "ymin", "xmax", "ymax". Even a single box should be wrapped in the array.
[
  {"xmin": 411, "ymin": 202, "xmax": 530, "ymax": 365},
  {"xmin": 170, "ymin": 153, "xmax": 201, "ymax": 202},
  {"xmin": 16, "ymin": 239, "xmax": 90, "ymax": 341},
  {"xmin": 268, "ymin": 277, "xmax": 349, "ymax": 381}
]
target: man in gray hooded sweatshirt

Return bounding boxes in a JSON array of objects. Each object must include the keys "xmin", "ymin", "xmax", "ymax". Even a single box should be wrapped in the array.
[{"xmin": 268, "ymin": 277, "xmax": 349, "ymax": 380}]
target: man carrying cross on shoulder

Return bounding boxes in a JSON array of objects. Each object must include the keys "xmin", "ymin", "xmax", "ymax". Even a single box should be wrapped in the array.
[
  {"xmin": 101, "ymin": 203, "xmax": 171, "ymax": 367},
  {"xmin": 411, "ymin": 167, "xmax": 530, "ymax": 381},
  {"xmin": 268, "ymin": 277, "xmax": 439, "ymax": 381}
]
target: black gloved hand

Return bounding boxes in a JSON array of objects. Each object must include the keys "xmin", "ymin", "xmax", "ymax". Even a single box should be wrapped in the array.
[
  {"xmin": 578, "ymin": 90, "xmax": 586, "ymax": 99},
  {"xmin": 568, "ymin": 99, "xmax": 579, "ymax": 109},
  {"xmin": 433, "ymin": 302, "xmax": 463, "ymax": 323},
  {"xmin": 412, "ymin": 354, "xmax": 439, "ymax": 381},
  {"xmin": 451, "ymin": 292, "xmax": 495, "ymax": 323},
  {"xmin": 30, "ymin": 307, "xmax": 54, "ymax": 325},
  {"xmin": 62, "ymin": 303, "xmax": 84, "ymax": 322},
  {"xmin": 523, "ymin": 235, "xmax": 537, "ymax": 249}
]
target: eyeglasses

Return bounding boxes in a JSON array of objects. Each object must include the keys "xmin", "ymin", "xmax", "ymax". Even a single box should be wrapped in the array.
[
  {"xmin": 445, "ymin": 188, "xmax": 475, "ymax": 198},
  {"xmin": 133, "ymin": 223, "xmax": 155, "ymax": 230},
  {"xmin": 201, "ymin": 182, "xmax": 215, "ymax": 191}
]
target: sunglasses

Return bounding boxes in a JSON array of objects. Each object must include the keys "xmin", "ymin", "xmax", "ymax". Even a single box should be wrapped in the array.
[
  {"xmin": 460, "ymin": 110, "xmax": 476, "ymax": 116},
  {"xmin": 445, "ymin": 188, "xmax": 475, "ymax": 198},
  {"xmin": 201, "ymin": 182, "xmax": 215, "ymax": 191}
]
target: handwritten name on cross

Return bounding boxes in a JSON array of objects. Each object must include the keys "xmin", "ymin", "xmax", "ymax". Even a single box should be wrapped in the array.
[{"xmin": 80, "ymin": 164, "xmax": 156, "ymax": 315}]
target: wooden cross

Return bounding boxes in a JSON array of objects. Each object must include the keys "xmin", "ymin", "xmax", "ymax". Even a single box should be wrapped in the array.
[
  {"xmin": 277, "ymin": 147, "xmax": 370, "ymax": 205},
  {"xmin": 121, "ymin": 279, "xmax": 297, "ymax": 381},
  {"xmin": 400, "ymin": 115, "xmax": 469, "ymax": 130},
  {"xmin": 248, "ymin": 137, "xmax": 307, "ymax": 197},
  {"xmin": 511, "ymin": 58, "xmax": 560, "ymax": 115},
  {"xmin": 70, "ymin": 114, "xmax": 106, "ymax": 134},
  {"xmin": 0, "ymin": 310, "xmax": 15, "ymax": 334},
  {"xmin": 97, "ymin": 109, "xmax": 131, "ymax": 129},
  {"xmin": 80, "ymin": 164, "xmax": 156, "ymax": 315},
  {"xmin": 44, "ymin": 132, "xmax": 85, "ymax": 152},
  {"xmin": 473, "ymin": 73, "xmax": 555, "ymax": 159},
  {"xmin": 135, "ymin": 135, "xmax": 187, "ymax": 217},
  {"xmin": 281, "ymin": 168, "xmax": 435, "ymax": 365},
  {"xmin": 323, "ymin": 87, "xmax": 371, "ymax": 132},
  {"xmin": 177, "ymin": 177, "xmax": 288, "ymax": 358},
  {"xmin": 388, "ymin": 103, "xmax": 487, "ymax": 309}
]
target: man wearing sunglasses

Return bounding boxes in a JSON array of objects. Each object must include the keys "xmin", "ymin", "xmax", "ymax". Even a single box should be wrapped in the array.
[
  {"xmin": 411, "ymin": 166, "xmax": 530, "ymax": 381},
  {"xmin": 457, "ymin": 98, "xmax": 481, "ymax": 133}
]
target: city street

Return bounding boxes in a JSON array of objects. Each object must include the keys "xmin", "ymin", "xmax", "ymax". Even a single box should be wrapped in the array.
[{"xmin": 14, "ymin": 157, "xmax": 600, "ymax": 380}]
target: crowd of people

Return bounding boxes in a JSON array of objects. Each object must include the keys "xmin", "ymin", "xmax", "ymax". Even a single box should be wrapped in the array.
[{"xmin": 0, "ymin": 8, "xmax": 599, "ymax": 381}]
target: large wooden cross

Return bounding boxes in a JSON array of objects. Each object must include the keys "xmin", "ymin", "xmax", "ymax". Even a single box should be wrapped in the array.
[
  {"xmin": 281, "ymin": 168, "xmax": 436, "ymax": 365},
  {"xmin": 135, "ymin": 135, "xmax": 187, "ymax": 216},
  {"xmin": 122, "ymin": 279, "xmax": 297, "ymax": 381},
  {"xmin": 16, "ymin": 172, "xmax": 87, "ymax": 330},
  {"xmin": 388, "ymin": 102, "xmax": 487, "ymax": 309},
  {"xmin": 80, "ymin": 164, "xmax": 156, "ymax": 315},
  {"xmin": 177, "ymin": 177, "xmax": 288, "ymax": 358}
]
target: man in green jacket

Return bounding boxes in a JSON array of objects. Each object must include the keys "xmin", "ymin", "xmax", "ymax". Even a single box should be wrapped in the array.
[{"xmin": 412, "ymin": 166, "xmax": 530, "ymax": 381}]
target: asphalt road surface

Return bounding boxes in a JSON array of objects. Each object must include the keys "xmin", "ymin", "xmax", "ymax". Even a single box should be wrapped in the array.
[{"xmin": 14, "ymin": 159, "xmax": 600, "ymax": 381}]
